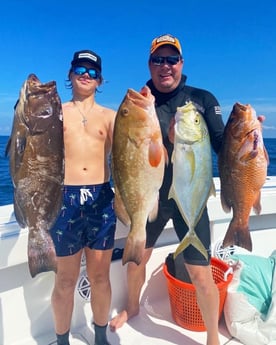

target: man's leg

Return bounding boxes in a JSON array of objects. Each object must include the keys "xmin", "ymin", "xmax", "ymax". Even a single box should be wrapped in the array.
[{"xmin": 186, "ymin": 263, "xmax": 220, "ymax": 345}]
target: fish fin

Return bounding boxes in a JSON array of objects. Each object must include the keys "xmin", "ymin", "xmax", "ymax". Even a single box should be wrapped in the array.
[
  {"xmin": 122, "ymin": 233, "xmax": 146, "ymax": 265},
  {"xmin": 253, "ymin": 191, "xmax": 262, "ymax": 215},
  {"xmin": 148, "ymin": 197, "xmax": 159, "ymax": 222},
  {"xmin": 240, "ymin": 150, "xmax": 258, "ymax": 161},
  {"xmin": 173, "ymin": 230, "xmax": 208, "ymax": 261},
  {"xmin": 239, "ymin": 130, "xmax": 263, "ymax": 162},
  {"xmin": 220, "ymin": 192, "xmax": 231, "ymax": 213},
  {"xmin": 168, "ymin": 184, "xmax": 176, "ymax": 201},
  {"xmin": 168, "ymin": 116, "xmax": 175, "ymax": 144},
  {"xmin": 28, "ymin": 232, "xmax": 57, "ymax": 277},
  {"xmin": 264, "ymin": 147, "xmax": 270, "ymax": 166},
  {"xmin": 5, "ymin": 136, "xmax": 11, "ymax": 157},
  {"xmin": 13, "ymin": 193, "xmax": 27, "ymax": 228},
  {"xmin": 13, "ymin": 130, "xmax": 28, "ymax": 170},
  {"xmin": 148, "ymin": 139, "xmax": 163, "ymax": 167},
  {"xmin": 164, "ymin": 146, "xmax": 169, "ymax": 166},
  {"xmin": 168, "ymin": 188, "xmax": 191, "ymax": 227},
  {"xmin": 210, "ymin": 180, "xmax": 216, "ymax": 197},
  {"xmin": 171, "ymin": 149, "xmax": 175, "ymax": 164},
  {"xmin": 222, "ymin": 221, "xmax": 252, "ymax": 251},
  {"xmin": 114, "ymin": 189, "xmax": 131, "ymax": 226}
]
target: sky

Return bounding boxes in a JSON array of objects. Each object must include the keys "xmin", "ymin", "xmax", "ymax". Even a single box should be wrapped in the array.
[{"xmin": 0, "ymin": 0, "xmax": 276, "ymax": 137}]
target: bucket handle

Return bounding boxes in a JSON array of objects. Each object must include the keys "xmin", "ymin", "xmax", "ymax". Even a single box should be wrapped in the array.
[{"xmin": 223, "ymin": 267, "xmax": 233, "ymax": 281}]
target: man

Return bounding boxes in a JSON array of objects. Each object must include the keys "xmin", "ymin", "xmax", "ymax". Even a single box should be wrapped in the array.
[
  {"xmin": 110, "ymin": 34, "xmax": 225, "ymax": 345},
  {"xmin": 50, "ymin": 50, "xmax": 116, "ymax": 345}
]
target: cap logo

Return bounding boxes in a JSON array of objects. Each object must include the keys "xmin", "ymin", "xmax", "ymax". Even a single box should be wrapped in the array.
[
  {"xmin": 150, "ymin": 34, "xmax": 182, "ymax": 55},
  {"xmin": 156, "ymin": 35, "xmax": 176, "ymax": 44},
  {"xmin": 78, "ymin": 52, "xmax": 97, "ymax": 62}
]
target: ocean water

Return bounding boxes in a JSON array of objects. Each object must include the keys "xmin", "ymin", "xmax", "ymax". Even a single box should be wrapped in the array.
[{"xmin": 1, "ymin": 135, "xmax": 276, "ymax": 206}]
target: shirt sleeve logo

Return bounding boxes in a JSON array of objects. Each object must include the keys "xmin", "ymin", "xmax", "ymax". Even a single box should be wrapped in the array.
[{"xmin": 214, "ymin": 106, "xmax": 222, "ymax": 115}]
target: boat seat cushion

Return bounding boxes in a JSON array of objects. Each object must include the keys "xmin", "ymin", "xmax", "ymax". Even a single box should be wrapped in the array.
[{"xmin": 224, "ymin": 252, "xmax": 276, "ymax": 345}]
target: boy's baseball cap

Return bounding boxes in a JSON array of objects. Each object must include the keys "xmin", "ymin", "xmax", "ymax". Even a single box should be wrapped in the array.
[{"xmin": 71, "ymin": 50, "xmax": 102, "ymax": 72}]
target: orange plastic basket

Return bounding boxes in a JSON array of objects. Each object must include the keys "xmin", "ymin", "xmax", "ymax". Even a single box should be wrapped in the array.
[{"xmin": 163, "ymin": 257, "xmax": 233, "ymax": 331}]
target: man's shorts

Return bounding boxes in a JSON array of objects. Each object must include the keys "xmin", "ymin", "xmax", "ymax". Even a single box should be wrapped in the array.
[
  {"xmin": 146, "ymin": 199, "xmax": 211, "ymax": 265},
  {"xmin": 50, "ymin": 182, "xmax": 116, "ymax": 257}
]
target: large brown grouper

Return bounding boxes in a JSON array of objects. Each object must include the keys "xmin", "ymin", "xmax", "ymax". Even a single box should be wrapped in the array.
[{"xmin": 6, "ymin": 74, "xmax": 64, "ymax": 277}]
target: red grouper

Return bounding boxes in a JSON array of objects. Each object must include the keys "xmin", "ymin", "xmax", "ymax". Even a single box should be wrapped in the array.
[
  {"xmin": 218, "ymin": 102, "xmax": 269, "ymax": 251},
  {"xmin": 6, "ymin": 74, "xmax": 64, "ymax": 277},
  {"xmin": 112, "ymin": 86, "xmax": 166, "ymax": 265}
]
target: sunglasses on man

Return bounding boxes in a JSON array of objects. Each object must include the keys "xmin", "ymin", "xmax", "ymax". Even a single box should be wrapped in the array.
[{"xmin": 150, "ymin": 55, "xmax": 182, "ymax": 66}]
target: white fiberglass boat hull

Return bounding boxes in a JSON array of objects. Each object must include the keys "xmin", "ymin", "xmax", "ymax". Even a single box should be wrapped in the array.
[{"xmin": 1, "ymin": 177, "xmax": 276, "ymax": 345}]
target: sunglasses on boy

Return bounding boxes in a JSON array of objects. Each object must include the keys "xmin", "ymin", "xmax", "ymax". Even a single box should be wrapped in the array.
[
  {"xmin": 72, "ymin": 66, "xmax": 100, "ymax": 79},
  {"xmin": 150, "ymin": 55, "xmax": 182, "ymax": 66}
]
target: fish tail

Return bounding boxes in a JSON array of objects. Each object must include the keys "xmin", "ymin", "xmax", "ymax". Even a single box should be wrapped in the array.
[
  {"xmin": 28, "ymin": 234, "xmax": 57, "ymax": 278},
  {"xmin": 122, "ymin": 233, "xmax": 146, "ymax": 266},
  {"xmin": 222, "ymin": 221, "xmax": 252, "ymax": 251},
  {"xmin": 168, "ymin": 184, "xmax": 176, "ymax": 202},
  {"xmin": 173, "ymin": 230, "xmax": 208, "ymax": 261}
]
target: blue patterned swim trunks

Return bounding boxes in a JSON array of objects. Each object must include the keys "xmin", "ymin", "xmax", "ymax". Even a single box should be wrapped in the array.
[{"xmin": 50, "ymin": 182, "xmax": 116, "ymax": 256}]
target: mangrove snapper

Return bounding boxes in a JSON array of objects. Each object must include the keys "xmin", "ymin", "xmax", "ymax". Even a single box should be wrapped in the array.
[{"xmin": 218, "ymin": 102, "xmax": 269, "ymax": 251}]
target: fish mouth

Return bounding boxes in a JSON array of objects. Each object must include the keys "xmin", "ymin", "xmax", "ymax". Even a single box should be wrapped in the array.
[
  {"xmin": 126, "ymin": 86, "xmax": 154, "ymax": 109},
  {"xmin": 28, "ymin": 74, "xmax": 40, "ymax": 83},
  {"xmin": 234, "ymin": 102, "xmax": 247, "ymax": 111},
  {"xmin": 15, "ymin": 75, "xmax": 59, "ymax": 133},
  {"xmin": 25, "ymin": 73, "xmax": 56, "ymax": 94}
]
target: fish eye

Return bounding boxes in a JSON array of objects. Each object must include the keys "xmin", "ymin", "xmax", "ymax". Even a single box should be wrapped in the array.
[
  {"xmin": 195, "ymin": 115, "xmax": 200, "ymax": 124},
  {"xmin": 122, "ymin": 107, "xmax": 129, "ymax": 116}
]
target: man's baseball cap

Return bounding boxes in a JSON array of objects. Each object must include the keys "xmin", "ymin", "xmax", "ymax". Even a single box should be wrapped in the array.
[
  {"xmin": 71, "ymin": 50, "xmax": 102, "ymax": 72},
  {"xmin": 150, "ymin": 34, "xmax": 182, "ymax": 55}
]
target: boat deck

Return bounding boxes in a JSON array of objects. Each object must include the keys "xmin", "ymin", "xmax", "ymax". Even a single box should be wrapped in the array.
[
  {"xmin": 1, "ymin": 177, "xmax": 276, "ymax": 345},
  {"xmin": 4, "ymin": 245, "xmax": 243, "ymax": 345}
]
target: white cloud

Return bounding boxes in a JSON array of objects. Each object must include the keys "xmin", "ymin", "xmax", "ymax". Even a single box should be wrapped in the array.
[{"xmin": 263, "ymin": 125, "xmax": 276, "ymax": 130}]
